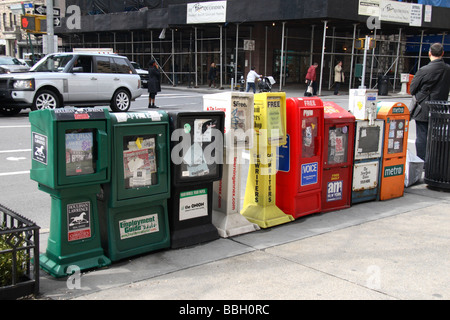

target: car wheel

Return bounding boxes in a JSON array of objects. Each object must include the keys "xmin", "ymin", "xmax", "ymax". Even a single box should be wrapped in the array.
[
  {"xmin": 32, "ymin": 89, "xmax": 60, "ymax": 111},
  {"xmin": 111, "ymin": 89, "xmax": 131, "ymax": 112},
  {"xmin": 0, "ymin": 106, "xmax": 21, "ymax": 116}
]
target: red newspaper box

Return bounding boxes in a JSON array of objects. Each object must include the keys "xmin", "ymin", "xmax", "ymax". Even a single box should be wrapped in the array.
[
  {"xmin": 322, "ymin": 101, "xmax": 356, "ymax": 213},
  {"xmin": 276, "ymin": 97, "xmax": 324, "ymax": 219}
]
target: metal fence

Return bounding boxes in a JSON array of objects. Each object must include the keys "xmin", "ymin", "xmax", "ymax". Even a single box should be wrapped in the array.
[{"xmin": 0, "ymin": 205, "xmax": 40, "ymax": 299}]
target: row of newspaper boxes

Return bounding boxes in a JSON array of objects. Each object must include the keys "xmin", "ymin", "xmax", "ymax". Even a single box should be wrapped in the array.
[{"xmin": 29, "ymin": 90, "xmax": 409, "ymax": 277}]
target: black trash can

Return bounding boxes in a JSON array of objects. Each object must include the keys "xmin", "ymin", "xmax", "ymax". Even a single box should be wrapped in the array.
[
  {"xmin": 378, "ymin": 75, "xmax": 389, "ymax": 96},
  {"xmin": 425, "ymin": 101, "xmax": 450, "ymax": 190}
]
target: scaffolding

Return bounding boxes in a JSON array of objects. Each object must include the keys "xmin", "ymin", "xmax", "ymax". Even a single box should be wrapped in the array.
[{"xmin": 58, "ymin": 20, "xmax": 448, "ymax": 94}]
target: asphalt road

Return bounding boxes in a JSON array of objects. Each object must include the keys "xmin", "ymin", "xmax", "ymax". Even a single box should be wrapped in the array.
[{"xmin": 0, "ymin": 88, "xmax": 205, "ymax": 230}]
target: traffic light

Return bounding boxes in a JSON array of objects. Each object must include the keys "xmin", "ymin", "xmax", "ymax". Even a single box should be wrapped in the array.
[
  {"xmin": 20, "ymin": 14, "xmax": 46, "ymax": 33},
  {"xmin": 355, "ymin": 37, "xmax": 376, "ymax": 50},
  {"xmin": 21, "ymin": 15, "xmax": 36, "ymax": 31}
]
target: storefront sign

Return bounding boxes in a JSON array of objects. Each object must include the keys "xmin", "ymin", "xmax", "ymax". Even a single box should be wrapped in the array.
[
  {"xmin": 380, "ymin": 0, "xmax": 410, "ymax": 24},
  {"xmin": 359, "ymin": 0, "xmax": 423, "ymax": 27},
  {"xmin": 187, "ymin": 1, "xmax": 227, "ymax": 24}
]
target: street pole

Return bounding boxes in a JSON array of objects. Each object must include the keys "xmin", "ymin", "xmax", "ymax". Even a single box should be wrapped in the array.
[
  {"xmin": 46, "ymin": 0, "xmax": 55, "ymax": 54},
  {"xmin": 360, "ymin": 35, "xmax": 369, "ymax": 89}
]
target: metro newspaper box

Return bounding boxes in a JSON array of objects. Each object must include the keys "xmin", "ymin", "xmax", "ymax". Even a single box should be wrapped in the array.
[
  {"xmin": 276, "ymin": 97, "xmax": 324, "ymax": 219},
  {"xmin": 203, "ymin": 92, "xmax": 259, "ymax": 237},
  {"xmin": 98, "ymin": 111, "xmax": 171, "ymax": 262},
  {"xmin": 242, "ymin": 92, "xmax": 293, "ymax": 228},
  {"xmin": 322, "ymin": 101, "xmax": 355, "ymax": 213},
  {"xmin": 29, "ymin": 108, "xmax": 111, "ymax": 278},
  {"xmin": 352, "ymin": 119, "xmax": 385, "ymax": 204},
  {"xmin": 168, "ymin": 111, "xmax": 224, "ymax": 248},
  {"xmin": 377, "ymin": 102, "xmax": 410, "ymax": 200}
]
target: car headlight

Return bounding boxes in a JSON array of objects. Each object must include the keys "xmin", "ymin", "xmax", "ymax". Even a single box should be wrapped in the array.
[{"xmin": 13, "ymin": 79, "xmax": 34, "ymax": 90}]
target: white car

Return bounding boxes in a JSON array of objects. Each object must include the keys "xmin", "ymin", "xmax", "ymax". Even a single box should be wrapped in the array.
[
  {"xmin": 0, "ymin": 52, "xmax": 142, "ymax": 115},
  {"xmin": 131, "ymin": 61, "xmax": 149, "ymax": 88}
]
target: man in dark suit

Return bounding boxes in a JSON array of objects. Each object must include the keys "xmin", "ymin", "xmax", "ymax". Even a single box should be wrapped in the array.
[{"xmin": 410, "ymin": 43, "xmax": 450, "ymax": 161}]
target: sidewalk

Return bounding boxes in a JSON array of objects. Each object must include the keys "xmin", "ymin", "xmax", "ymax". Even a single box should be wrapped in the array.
[
  {"xmin": 37, "ymin": 175, "xmax": 450, "ymax": 301},
  {"xmin": 159, "ymin": 83, "xmax": 412, "ymax": 100},
  {"xmin": 35, "ymin": 84, "xmax": 450, "ymax": 302}
]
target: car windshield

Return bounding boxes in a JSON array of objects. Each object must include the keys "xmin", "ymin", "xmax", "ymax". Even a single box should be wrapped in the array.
[
  {"xmin": 0, "ymin": 57, "xmax": 22, "ymax": 65},
  {"xmin": 31, "ymin": 54, "xmax": 74, "ymax": 72}
]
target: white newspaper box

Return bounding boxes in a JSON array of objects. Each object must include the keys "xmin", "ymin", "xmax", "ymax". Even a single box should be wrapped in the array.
[
  {"xmin": 202, "ymin": 92, "xmax": 259, "ymax": 237},
  {"xmin": 203, "ymin": 92, "xmax": 254, "ymax": 150},
  {"xmin": 349, "ymin": 89, "xmax": 378, "ymax": 122}
]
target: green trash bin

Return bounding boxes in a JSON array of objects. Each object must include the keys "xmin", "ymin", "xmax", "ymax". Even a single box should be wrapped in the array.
[
  {"xmin": 29, "ymin": 108, "xmax": 112, "ymax": 278},
  {"xmin": 98, "ymin": 111, "xmax": 171, "ymax": 262}
]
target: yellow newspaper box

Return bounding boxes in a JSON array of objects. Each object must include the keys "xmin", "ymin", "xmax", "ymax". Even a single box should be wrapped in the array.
[
  {"xmin": 242, "ymin": 92, "xmax": 293, "ymax": 228},
  {"xmin": 377, "ymin": 102, "xmax": 410, "ymax": 200}
]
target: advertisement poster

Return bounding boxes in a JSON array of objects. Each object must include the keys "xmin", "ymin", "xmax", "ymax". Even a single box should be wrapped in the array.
[
  {"xmin": 179, "ymin": 189, "xmax": 208, "ymax": 221},
  {"xmin": 266, "ymin": 97, "xmax": 285, "ymax": 144},
  {"xmin": 67, "ymin": 201, "xmax": 91, "ymax": 242},
  {"xmin": 123, "ymin": 136, "xmax": 157, "ymax": 189},
  {"xmin": 119, "ymin": 214, "xmax": 159, "ymax": 240},
  {"xmin": 301, "ymin": 162, "xmax": 319, "ymax": 186},
  {"xmin": 387, "ymin": 120, "xmax": 405, "ymax": 155},
  {"xmin": 65, "ymin": 130, "xmax": 95, "ymax": 176},
  {"xmin": 32, "ymin": 132, "xmax": 48, "ymax": 165}
]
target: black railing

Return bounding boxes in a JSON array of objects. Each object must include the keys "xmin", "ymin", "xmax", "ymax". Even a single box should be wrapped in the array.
[{"xmin": 0, "ymin": 205, "xmax": 40, "ymax": 300}]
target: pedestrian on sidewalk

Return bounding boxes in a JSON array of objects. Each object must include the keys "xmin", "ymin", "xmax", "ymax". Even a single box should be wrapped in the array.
[
  {"xmin": 334, "ymin": 61, "xmax": 345, "ymax": 95},
  {"xmin": 305, "ymin": 62, "xmax": 319, "ymax": 96},
  {"xmin": 208, "ymin": 62, "xmax": 217, "ymax": 88},
  {"xmin": 148, "ymin": 59, "xmax": 161, "ymax": 109},
  {"xmin": 246, "ymin": 66, "xmax": 262, "ymax": 93},
  {"xmin": 410, "ymin": 42, "xmax": 450, "ymax": 161}
]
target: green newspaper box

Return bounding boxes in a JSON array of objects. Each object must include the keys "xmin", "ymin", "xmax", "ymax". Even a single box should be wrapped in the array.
[
  {"xmin": 29, "ymin": 108, "xmax": 111, "ymax": 278},
  {"xmin": 98, "ymin": 111, "xmax": 171, "ymax": 261}
]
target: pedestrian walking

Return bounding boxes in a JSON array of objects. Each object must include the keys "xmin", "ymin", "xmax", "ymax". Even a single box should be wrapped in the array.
[
  {"xmin": 208, "ymin": 62, "xmax": 217, "ymax": 88},
  {"xmin": 246, "ymin": 66, "xmax": 262, "ymax": 93},
  {"xmin": 148, "ymin": 59, "xmax": 161, "ymax": 109},
  {"xmin": 305, "ymin": 62, "xmax": 319, "ymax": 96},
  {"xmin": 409, "ymin": 42, "xmax": 450, "ymax": 162},
  {"xmin": 334, "ymin": 61, "xmax": 345, "ymax": 95}
]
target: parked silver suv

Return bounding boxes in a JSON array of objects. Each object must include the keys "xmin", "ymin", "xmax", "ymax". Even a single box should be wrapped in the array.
[{"xmin": 0, "ymin": 52, "xmax": 142, "ymax": 115}]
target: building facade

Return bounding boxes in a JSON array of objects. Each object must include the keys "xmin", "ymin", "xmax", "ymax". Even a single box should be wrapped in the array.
[
  {"xmin": 0, "ymin": 0, "xmax": 66, "ymax": 59},
  {"xmin": 51, "ymin": 1, "xmax": 450, "ymax": 91}
]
